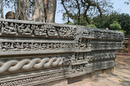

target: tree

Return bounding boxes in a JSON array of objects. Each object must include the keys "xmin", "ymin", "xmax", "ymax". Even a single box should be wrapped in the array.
[
  {"xmin": 87, "ymin": 24, "xmax": 97, "ymax": 28},
  {"xmin": 61, "ymin": 0, "xmax": 113, "ymax": 25},
  {"xmin": 32, "ymin": 0, "xmax": 44, "ymax": 22},
  {"xmin": 110, "ymin": 21, "xmax": 121, "ymax": 30},
  {"xmin": 118, "ymin": 13, "xmax": 130, "ymax": 36},
  {"xmin": 0, "ymin": 0, "xmax": 30, "ymax": 20},
  {"xmin": 125, "ymin": 0, "xmax": 130, "ymax": 5},
  {"xmin": 0, "ymin": 0, "xmax": 3, "ymax": 18},
  {"xmin": 0, "ymin": 0, "xmax": 14, "ymax": 18},
  {"xmin": 15, "ymin": 0, "xmax": 28, "ymax": 20},
  {"xmin": 93, "ymin": 12, "xmax": 120, "ymax": 29},
  {"xmin": 0, "ymin": 0, "xmax": 57, "ymax": 23},
  {"xmin": 93, "ymin": 13, "xmax": 130, "ymax": 36},
  {"xmin": 44, "ymin": 0, "xmax": 57, "ymax": 23},
  {"xmin": 110, "ymin": 21, "xmax": 126, "ymax": 34}
]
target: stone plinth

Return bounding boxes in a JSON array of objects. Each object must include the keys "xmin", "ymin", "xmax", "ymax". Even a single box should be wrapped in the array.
[{"xmin": 0, "ymin": 19, "xmax": 124, "ymax": 86}]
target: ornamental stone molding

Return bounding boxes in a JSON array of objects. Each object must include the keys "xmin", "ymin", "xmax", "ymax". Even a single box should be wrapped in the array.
[{"xmin": 0, "ymin": 19, "xmax": 124, "ymax": 86}]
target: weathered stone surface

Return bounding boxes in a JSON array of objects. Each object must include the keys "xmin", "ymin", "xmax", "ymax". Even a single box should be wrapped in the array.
[{"xmin": 0, "ymin": 19, "xmax": 124, "ymax": 86}]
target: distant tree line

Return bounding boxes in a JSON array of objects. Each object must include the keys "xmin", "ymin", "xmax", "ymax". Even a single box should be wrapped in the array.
[
  {"xmin": 60, "ymin": 0, "xmax": 130, "ymax": 36},
  {"xmin": 93, "ymin": 12, "xmax": 130, "ymax": 36}
]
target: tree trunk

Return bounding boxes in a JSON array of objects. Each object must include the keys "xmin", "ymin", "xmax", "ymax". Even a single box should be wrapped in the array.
[
  {"xmin": 26, "ymin": 0, "xmax": 30, "ymax": 20},
  {"xmin": 15, "ymin": 0, "xmax": 24, "ymax": 20},
  {"xmin": 15, "ymin": 0, "xmax": 18, "ymax": 19},
  {"xmin": 15, "ymin": 0, "xmax": 29, "ymax": 20},
  {"xmin": 45, "ymin": 0, "xmax": 57, "ymax": 23},
  {"xmin": 32, "ymin": 0, "xmax": 44, "ymax": 22},
  {"xmin": 1, "ymin": 0, "xmax": 3, "ymax": 18}
]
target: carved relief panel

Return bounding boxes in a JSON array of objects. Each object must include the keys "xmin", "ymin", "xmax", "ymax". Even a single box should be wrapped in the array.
[{"xmin": 0, "ymin": 19, "xmax": 124, "ymax": 85}]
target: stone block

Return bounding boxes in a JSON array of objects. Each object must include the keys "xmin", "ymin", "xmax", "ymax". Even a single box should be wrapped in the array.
[{"xmin": 0, "ymin": 19, "xmax": 124, "ymax": 86}]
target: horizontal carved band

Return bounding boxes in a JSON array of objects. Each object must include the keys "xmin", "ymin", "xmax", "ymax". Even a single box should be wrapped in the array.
[
  {"xmin": 0, "ymin": 21, "xmax": 76, "ymax": 38},
  {"xmin": 68, "ymin": 60, "xmax": 115, "ymax": 77},
  {"xmin": 91, "ymin": 40, "xmax": 122, "ymax": 50},
  {"xmin": 70, "ymin": 51, "xmax": 116, "ymax": 64},
  {"xmin": 0, "ymin": 57, "xmax": 63, "ymax": 73},
  {"xmin": 0, "ymin": 19, "xmax": 124, "ymax": 40},
  {"xmin": 0, "ymin": 39, "xmax": 123, "ymax": 56},
  {"xmin": 92, "ymin": 29, "xmax": 124, "ymax": 40},
  {"xmin": 0, "ymin": 59, "xmax": 115, "ymax": 85},
  {"xmin": 0, "ymin": 42, "xmax": 75, "ymax": 51},
  {"xmin": 0, "ymin": 68, "xmax": 65, "ymax": 86}
]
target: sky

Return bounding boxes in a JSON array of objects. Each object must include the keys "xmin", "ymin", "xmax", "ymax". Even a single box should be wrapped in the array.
[{"xmin": 55, "ymin": 0, "xmax": 130, "ymax": 23}]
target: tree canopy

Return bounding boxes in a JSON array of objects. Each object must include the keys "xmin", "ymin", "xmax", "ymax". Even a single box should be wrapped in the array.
[
  {"xmin": 110, "ymin": 21, "xmax": 121, "ymax": 30},
  {"xmin": 61, "ymin": 0, "xmax": 113, "ymax": 25}
]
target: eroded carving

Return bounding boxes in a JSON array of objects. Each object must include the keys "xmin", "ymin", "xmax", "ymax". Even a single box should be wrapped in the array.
[
  {"xmin": 0, "ymin": 19, "xmax": 124, "ymax": 86},
  {"xmin": 1, "ymin": 41, "xmax": 75, "ymax": 51},
  {"xmin": 0, "ymin": 21, "xmax": 77, "ymax": 39},
  {"xmin": 0, "ymin": 68, "xmax": 65, "ymax": 86},
  {"xmin": 91, "ymin": 40, "xmax": 122, "ymax": 50}
]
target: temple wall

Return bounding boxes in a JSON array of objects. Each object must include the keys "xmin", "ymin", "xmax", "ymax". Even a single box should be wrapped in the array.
[{"xmin": 0, "ymin": 19, "xmax": 124, "ymax": 86}]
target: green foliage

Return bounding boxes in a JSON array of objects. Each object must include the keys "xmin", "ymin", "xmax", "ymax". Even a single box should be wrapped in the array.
[
  {"xmin": 87, "ymin": 24, "xmax": 97, "ymax": 28},
  {"xmin": 118, "ymin": 13, "xmax": 130, "ymax": 36},
  {"xmin": 64, "ymin": 21, "xmax": 74, "ymax": 25},
  {"xmin": 110, "ymin": 21, "xmax": 121, "ymax": 30},
  {"xmin": 73, "ymin": 15, "xmax": 90, "ymax": 25},
  {"xmin": 109, "ymin": 21, "xmax": 126, "ymax": 34},
  {"xmin": 92, "ymin": 12, "xmax": 130, "ymax": 36},
  {"xmin": 63, "ymin": 11, "xmax": 130, "ymax": 36},
  {"xmin": 61, "ymin": 0, "xmax": 113, "ymax": 25},
  {"xmin": 93, "ymin": 12, "xmax": 120, "ymax": 29}
]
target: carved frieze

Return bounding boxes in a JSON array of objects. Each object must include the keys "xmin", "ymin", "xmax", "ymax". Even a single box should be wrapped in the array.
[
  {"xmin": 0, "ymin": 21, "xmax": 77, "ymax": 39},
  {"xmin": 0, "ymin": 19, "xmax": 124, "ymax": 85},
  {"xmin": 0, "ymin": 40, "xmax": 76, "ymax": 55},
  {"xmin": 92, "ymin": 29, "xmax": 124, "ymax": 40},
  {"xmin": 1, "ymin": 41, "xmax": 75, "ymax": 51},
  {"xmin": 0, "ymin": 68, "xmax": 66, "ymax": 86},
  {"xmin": 91, "ymin": 40, "xmax": 122, "ymax": 50},
  {"xmin": 69, "ymin": 64, "xmax": 87, "ymax": 77},
  {"xmin": 0, "ymin": 39, "xmax": 92, "ymax": 55},
  {"xmin": 91, "ymin": 51, "xmax": 116, "ymax": 62}
]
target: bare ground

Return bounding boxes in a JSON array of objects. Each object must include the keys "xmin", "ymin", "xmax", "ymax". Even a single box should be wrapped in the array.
[{"xmin": 52, "ymin": 55, "xmax": 130, "ymax": 86}]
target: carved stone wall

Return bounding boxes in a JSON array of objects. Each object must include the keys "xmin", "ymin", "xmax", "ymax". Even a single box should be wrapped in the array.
[{"xmin": 0, "ymin": 19, "xmax": 124, "ymax": 86}]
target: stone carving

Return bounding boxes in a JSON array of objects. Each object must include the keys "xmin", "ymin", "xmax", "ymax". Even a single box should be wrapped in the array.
[
  {"xmin": 0, "ymin": 57, "xmax": 63, "ymax": 73},
  {"xmin": 0, "ymin": 41, "xmax": 79, "ymax": 55},
  {"xmin": 0, "ymin": 40, "xmax": 92, "ymax": 55},
  {"xmin": 34, "ymin": 25, "xmax": 47, "ymax": 36},
  {"xmin": 0, "ymin": 20, "xmax": 76, "ymax": 38},
  {"xmin": 91, "ymin": 51, "xmax": 116, "ymax": 62},
  {"xmin": 92, "ymin": 28, "xmax": 124, "ymax": 40},
  {"xmin": 0, "ymin": 68, "xmax": 65, "ymax": 86},
  {"xmin": 66, "ymin": 51, "xmax": 117, "ymax": 77},
  {"xmin": 1, "ymin": 42, "xmax": 75, "ymax": 51},
  {"xmin": 69, "ymin": 64, "xmax": 87, "ymax": 77},
  {"xmin": 0, "ymin": 19, "xmax": 124, "ymax": 86},
  {"xmin": 91, "ymin": 40, "xmax": 122, "ymax": 50}
]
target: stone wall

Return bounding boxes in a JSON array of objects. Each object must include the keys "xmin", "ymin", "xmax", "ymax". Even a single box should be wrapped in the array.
[{"xmin": 0, "ymin": 19, "xmax": 124, "ymax": 86}]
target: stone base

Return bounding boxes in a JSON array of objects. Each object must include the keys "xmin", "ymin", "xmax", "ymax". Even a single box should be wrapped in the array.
[
  {"xmin": 0, "ymin": 19, "xmax": 123, "ymax": 86},
  {"xmin": 36, "ymin": 67, "xmax": 114, "ymax": 86}
]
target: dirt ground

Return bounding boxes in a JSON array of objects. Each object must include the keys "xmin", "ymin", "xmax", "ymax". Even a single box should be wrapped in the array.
[{"xmin": 52, "ymin": 54, "xmax": 130, "ymax": 86}]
